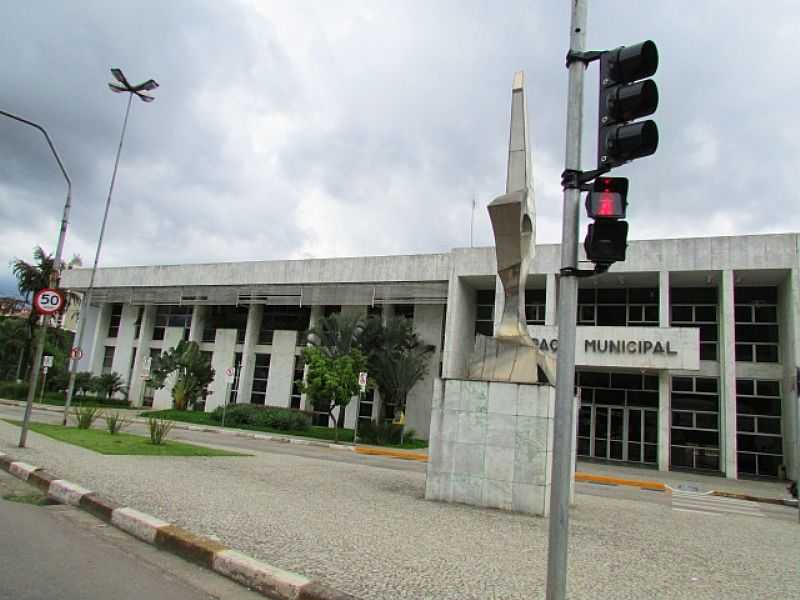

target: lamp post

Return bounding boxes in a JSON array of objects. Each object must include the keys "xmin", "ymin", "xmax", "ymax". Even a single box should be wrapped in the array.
[
  {"xmin": 63, "ymin": 69, "xmax": 158, "ymax": 424},
  {"xmin": 0, "ymin": 110, "xmax": 72, "ymax": 448}
]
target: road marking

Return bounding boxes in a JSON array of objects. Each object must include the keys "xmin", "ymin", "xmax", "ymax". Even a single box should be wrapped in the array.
[{"xmin": 672, "ymin": 492, "xmax": 764, "ymax": 518}]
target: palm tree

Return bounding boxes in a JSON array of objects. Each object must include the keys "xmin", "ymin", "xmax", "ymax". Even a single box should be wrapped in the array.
[
  {"xmin": 10, "ymin": 246, "xmax": 81, "ymax": 379},
  {"xmin": 358, "ymin": 315, "xmax": 434, "ymax": 427},
  {"xmin": 92, "ymin": 372, "xmax": 127, "ymax": 401},
  {"xmin": 306, "ymin": 313, "xmax": 364, "ymax": 358},
  {"xmin": 149, "ymin": 340, "xmax": 215, "ymax": 410}
]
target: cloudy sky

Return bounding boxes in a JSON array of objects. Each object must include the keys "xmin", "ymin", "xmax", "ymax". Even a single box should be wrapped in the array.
[{"xmin": 1, "ymin": 1, "xmax": 798, "ymax": 296}]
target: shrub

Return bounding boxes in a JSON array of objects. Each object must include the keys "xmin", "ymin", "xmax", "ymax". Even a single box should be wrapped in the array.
[
  {"xmin": 147, "ymin": 417, "xmax": 174, "ymax": 445},
  {"xmin": 356, "ymin": 421, "xmax": 407, "ymax": 445},
  {"xmin": 73, "ymin": 405, "xmax": 102, "ymax": 429},
  {"xmin": 104, "ymin": 411, "xmax": 130, "ymax": 435},
  {"xmin": 0, "ymin": 381, "xmax": 29, "ymax": 400},
  {"xmin": 209, "ymin": 404, "xmax": 311, "ymax": 432}
]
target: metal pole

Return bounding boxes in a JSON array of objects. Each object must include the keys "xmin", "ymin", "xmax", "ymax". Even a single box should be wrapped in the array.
[
  {"xmin": 64, "ymin": 92, "xmax": 135, "ymax": 424},
  {"xmin": 546, "ymin": 2, "xmax": 588, "ymax": 599},
  {"xmin": 353, "ymin": 391, "xmax": 361, "ymax": 443},
  {"xmin": 222, "ymin": 383, "xmax": 230, "ymax": 428},
  {"xmin": 0, "ymin": 111, "xmax": 72, "ymax": 448},
  {"xmin": 39, "ymin": 368, "xmax": 48, "ymax": 403}
]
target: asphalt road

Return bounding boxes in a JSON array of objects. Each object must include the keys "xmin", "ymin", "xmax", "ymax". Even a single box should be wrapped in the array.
[{"xmin": 0, "ymin": 470, "xmax": 263, "ymax": 600}]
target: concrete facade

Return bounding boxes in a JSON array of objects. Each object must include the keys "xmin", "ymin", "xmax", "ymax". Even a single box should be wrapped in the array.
[
  {"xmin": 60, "ymin": 232, "xmax": 800, "ymax": 481},
  {"xmin": 426, "ymin": 379, "xmax": 574, "ymax": 516}
]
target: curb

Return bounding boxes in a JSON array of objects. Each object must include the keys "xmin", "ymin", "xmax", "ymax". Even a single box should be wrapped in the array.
[
  {"xmin": 0, "ymin": 451, "xmax": 360, "ymax": 600},
  {"xmin": 710, "ymin": 489, "xmax": 798, "ymax": 508},
  {"xmin": 574, "ymin": 472, "xmax": 666, "ymax": 492},
  {"xmin": 354, "ymin": 447, "xmax": 429, "ymax": 462}
]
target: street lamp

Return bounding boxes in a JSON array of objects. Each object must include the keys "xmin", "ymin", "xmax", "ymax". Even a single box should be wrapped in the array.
[
  {"xmin": 63, "ymin": 68, "xmax": 158, "ymax": 423},
  {"xmin": 0, "ymin": 110, "xmax": 72, "ymax": 448}
]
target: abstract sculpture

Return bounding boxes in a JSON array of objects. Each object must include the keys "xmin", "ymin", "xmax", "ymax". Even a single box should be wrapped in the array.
[{"xmin": 468, "ymin": 72, "xmax": 556, "ymax": 384}]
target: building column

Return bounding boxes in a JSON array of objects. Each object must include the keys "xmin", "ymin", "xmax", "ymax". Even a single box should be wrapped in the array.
[
  {"xmin": 779, "ymin": 265, "xmax": 800, "ymax": 481},
  {"xmin": 658, "ymin": 371, "xmax": 670, "ymax": 471},
  {"xmin": 111, "ymin": 305, "xmax": 139, "ymax": 390},
  {"xmin": 188, "ymin": 305, "xmax": 207, "ymax": 343},
  {"xmin": 88, "ymin": 303, "xmax": 112, "ymax": 375},
  {"xmin": 657, "ymin": 271, "xmax": 671, "ymax": 471},
  {"xmin": 207, "ymin": 329, "xmax": 237, "ymax": 412},
  {"xmin": 129, "ymin": 305, "xmax": 155, "ymax": 407},
  {"xmin": 73, "ymin": 299, "xmax": 99, "ymax": 373},
  {"xmin": 152, "ymin": 326, "xmax": 185, "ymax": 410},
  {"xmin": 719, "ymin": 269, "xmax": 738, "ymax": 479},
  {"xmin": 300, "ymin": 305, "xmax": 323, "ymax": 412},
  {"xmin": 265, "ymin": 330, "xmax": 297, "ymax": 408},
  {"xmin": 545, "ymin": 273, "xmax": 558, "ymax": 326},
  {"xmin": 237, "ymin": 304, "xmax": 263, "ymax": 404}
]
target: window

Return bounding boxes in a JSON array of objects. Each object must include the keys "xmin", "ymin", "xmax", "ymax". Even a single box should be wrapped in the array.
[
  {"xmin": 228, "ymin": 352, "xmax": 243, "ymax": 404},
  {"xmin": 323, "ymin": 305, "xmax": 341, "ymax": 317},
  {"xmin": 290, "ymin": 355, "xmax": 304, "ymax": 409},
  {"xmin": 670, "ymin": 287, "xmax": 718, "ymax": 361},
  {"xmin": 133, "ymin": 306, "xmax": 144, "ymax": 340},
  {"xmin": 250, "ymin": 353, "xmax": 270, "ymax": 405},
  {"xmin": 474, "ymin": 289, "xmax": 495, "ymax": 337},
  {"xmin": 142, "ymin": 348, "xmax": 161, "ymax": 407},
  {"xmin": 102, "ymin": 346, "xmax": 115, "ymax": 375},
  {"xmin": 202, "ymin": 306, "xmax": 247, "ymax": 344},
  {"xmin": 736, "ymin": 378, "xmax": 782, "ymax": 477},
  {"xmin": 578, "ymin": 288, "xmax": 658, "ymax": 327},
  {"xmin": 258, "ymin": 306, "xmax": 311, "ymax": 345},
  {"xmin": 525, "ymin": 289, "xmax": 546, "ymax": 325},
  {"xmin": 107, "ymin": 303, "xmax": 123, "ymax": 338},
  {"xmin": 153, "ymin": 305, "xmax": 193, "ymax": 341},
  {"xmin": 735, "ymin": 287, "xmax": 779, "ymax": 363},
  {"xmin": 394, "ymin": 304, "xmax": 415, "ymax": 320},
  {"xmin": 670, "ymin": 376, "xmax": 720, "ymax": 472}
]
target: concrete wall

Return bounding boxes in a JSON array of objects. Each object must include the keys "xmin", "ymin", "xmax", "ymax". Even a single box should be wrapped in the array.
[
  {"xmin": 152, "ymin": 327, "xmax": 185, "ymax": 410},
  {"xmin": 208, "ymin": 329, "xmax": 237, "ymax": 411},
  {"xmin": 426, "ymin": 379, "xmax": 565, "ymax": 516},
  {"xmin": 405, "ymin": 304, "xmax": 445, "ymax": 439},
  {"xmin": 265, "ymin": 330, "xmax": 298, "ymax": 408}
]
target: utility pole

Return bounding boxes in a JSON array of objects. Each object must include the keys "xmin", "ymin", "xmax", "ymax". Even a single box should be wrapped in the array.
[
  {"xmin": 546, "ymin": 1, "xmax": 587, "ymax": 598},
  {"xmin": 0, "ymin": 110, "xmax": 72, "ymax": 449}
]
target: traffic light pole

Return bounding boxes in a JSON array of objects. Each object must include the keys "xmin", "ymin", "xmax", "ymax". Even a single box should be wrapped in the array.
[{"xmin": 546, "ymin": 2, "xmax": 588, "ymax": 599}]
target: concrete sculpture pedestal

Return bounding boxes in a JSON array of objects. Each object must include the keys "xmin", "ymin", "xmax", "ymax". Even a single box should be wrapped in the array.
[{"xmin": 425, "ymin": 378, "xmax": 575, "ymax": 516}]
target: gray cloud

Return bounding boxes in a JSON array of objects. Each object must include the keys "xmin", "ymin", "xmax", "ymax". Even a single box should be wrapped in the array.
[{"xmin": 2, "ymin": 0, "xmax": 798, "ymax": 292}]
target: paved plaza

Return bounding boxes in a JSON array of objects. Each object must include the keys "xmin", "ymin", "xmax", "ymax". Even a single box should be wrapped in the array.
[{"xmin": 1, "ymin": 419, "xmax": 798, "ymax": 599}]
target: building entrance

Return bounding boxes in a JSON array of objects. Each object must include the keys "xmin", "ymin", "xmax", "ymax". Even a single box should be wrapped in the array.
[
  {"xmin": 579, "ymin": 405, "xmax": 658, "ymax": 464},
  {"xmin": 576, "ymin": 370, "xmax": 660, "ymax": 466}
]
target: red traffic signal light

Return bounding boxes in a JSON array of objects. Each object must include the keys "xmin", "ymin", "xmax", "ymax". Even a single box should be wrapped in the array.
[{"xmin": 586, "ymin": 177, "xmax": 628, "ymax": 219}]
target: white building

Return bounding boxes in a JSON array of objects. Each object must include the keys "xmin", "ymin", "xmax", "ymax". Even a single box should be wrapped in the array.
[{"xmin": 60, "ymin": 232, "xmax": 800, "ymax": 481}]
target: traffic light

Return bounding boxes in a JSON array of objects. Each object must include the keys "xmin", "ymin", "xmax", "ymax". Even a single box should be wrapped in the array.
[
  {"xmin": 597, "ymin": 40, "xmax": 659, "ymax": 168},
  {"xmin": 584, "ymin": 177, "xmax": 629, "ymax": 266}
]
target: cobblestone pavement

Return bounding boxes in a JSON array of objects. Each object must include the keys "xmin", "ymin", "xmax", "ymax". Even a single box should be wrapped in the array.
[{"xmin": 2, "ymin": 420, "xmax": 798, "ymax": 600}]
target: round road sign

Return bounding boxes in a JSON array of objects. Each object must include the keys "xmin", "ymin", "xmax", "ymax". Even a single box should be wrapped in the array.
[
  {"xmin": 33, "ymin": 288, "xmax": 65, "ymax": 315},
  {"xmin": 69, "ymin": 347, "xmax": 84, "ymax": 360}
]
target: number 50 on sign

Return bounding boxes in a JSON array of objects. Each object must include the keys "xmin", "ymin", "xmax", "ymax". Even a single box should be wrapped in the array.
[{"xmin": 33, "ymin": 288, "xmax": 65, "ymax": 315}]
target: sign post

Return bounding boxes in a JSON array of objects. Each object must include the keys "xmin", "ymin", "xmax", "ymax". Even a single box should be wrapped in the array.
[
  {"xmin": 39, "ymin": 355, "xmax": 54, "ymax": 402},
  {"xmin": 223, "ymin": 367, "xmax": 236, "ymax": 428},
  {"xmin": 354, "ymin": 372, "xmax": 368, "ymax": 444}
]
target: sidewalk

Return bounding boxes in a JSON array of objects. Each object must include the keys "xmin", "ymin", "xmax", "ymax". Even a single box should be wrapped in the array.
[
  {"xmin": 2, "ymin": 398, "xmax": 795, "ymax": 505},
  {"xmin": 1, "ymin": 417, "xmax": 798, "ymax": 600}
]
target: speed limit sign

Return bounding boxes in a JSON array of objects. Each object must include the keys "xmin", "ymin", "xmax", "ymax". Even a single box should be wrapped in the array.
[{"xmin": 33, "ymin": 288, "xmax": 65, "ymax": 315}]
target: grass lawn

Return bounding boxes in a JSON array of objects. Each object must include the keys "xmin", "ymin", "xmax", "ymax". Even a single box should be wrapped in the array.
[
  {"xmin": 140, "ymin": 409, "xmax": 428, "ymax": 449},
  {"xmin": 3, "ymin": 420, "xmax": 247, "ymax": 457}
]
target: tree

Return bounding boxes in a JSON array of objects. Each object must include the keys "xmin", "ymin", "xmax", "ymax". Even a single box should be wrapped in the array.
[
  {"xmin": 9, "ymin": 246, "xmax": 81, "ymax": 379},
  {"xmin": 359, "ymin": 315, "xmax": 434, "ymax": 427},
  {"xmin": 92, "ymin": 372, "xmax": 127, "ymax": 401},
  {"xmin": 306, "ymin": 313, "xmax": 363, "ymax": 358},
  {"xmin": 149, "ymin": 340, "xmax": 215, "ymax": 411},
  {"xmin": 299, "ymin": 345, "xmax": 365, "ymax": 441}
]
